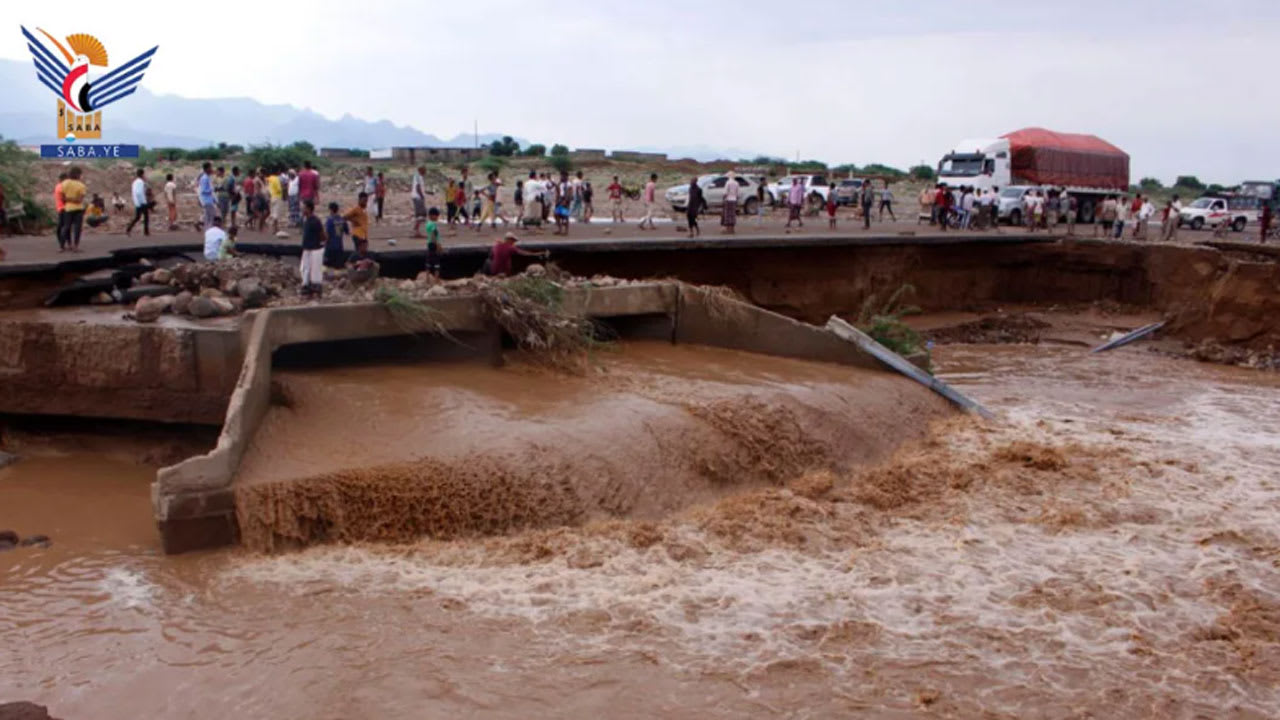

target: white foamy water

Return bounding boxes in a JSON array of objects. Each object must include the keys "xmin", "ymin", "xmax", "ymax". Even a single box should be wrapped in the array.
[{"xmin": 6, "ymin": 344, "xmax": 1280, "ymax": 718}]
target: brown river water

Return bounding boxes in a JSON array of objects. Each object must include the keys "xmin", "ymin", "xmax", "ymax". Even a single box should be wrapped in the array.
[{"xmin": 3, "ymin": 342, "xmax": 1280, "ymax": 719}]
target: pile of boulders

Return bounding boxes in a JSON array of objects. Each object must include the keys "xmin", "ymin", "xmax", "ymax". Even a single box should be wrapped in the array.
[
  {"xmin": 128, "ymin": 258, "xmax": 649, "ymax": 323},
  {"xmin": 129, "ymin": 257, "xmax": 297, "ymax": 323}
]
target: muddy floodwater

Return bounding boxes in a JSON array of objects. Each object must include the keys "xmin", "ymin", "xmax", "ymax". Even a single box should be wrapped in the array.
[{"xmin": 3, "ymin": 343, "xmax": 1280, "ymax": 718}]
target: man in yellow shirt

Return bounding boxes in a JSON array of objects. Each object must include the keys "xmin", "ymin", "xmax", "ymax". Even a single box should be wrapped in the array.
[
  {"xmin": 343, "ymin": 192, "xmax": 370, "ymax": 252},
  {"xmin": 267, "ymin": 172, "xmax": 284, "ymax": 234},
  {"xmin": 60, "ymin": 166, "xmax": 88, "ymax": 253}
]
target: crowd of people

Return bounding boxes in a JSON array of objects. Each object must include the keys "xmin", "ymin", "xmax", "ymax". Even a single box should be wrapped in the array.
[
  {"xmin": 919, "ymin": 183, "xmax": 1190, "ymax": 242},
  {"xmin": 18, "ymin": 162, "xmax": 1271, "ymax": 284}
]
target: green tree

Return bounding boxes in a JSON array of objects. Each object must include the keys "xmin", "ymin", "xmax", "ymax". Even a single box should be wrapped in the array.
[
  {"xmin": 1138, "ymin": 177, "xmax": 1164, "ymax": 192},
  {"xmin": 909, "ymin": 164, "xmax": 936, "ymax": 181},
  {"xmin": 488, "ymin": 135, "xmax": 520, "ymax": 157},
  {"xmin": 0, "ymin": 136, "xmax": 56, "ymax": 232},
  {"xmin": 1174, "ymin": 175, "xmax": 1205, "ymax": 193},
  {"xmin": 522, "ymin": 144, "xmax": 546, "ymax": 157},
  {"xmin": 549, "ymin": 153, "xmax": 573, "ymax": 174},
  {"xmin": 862, "ymin": 163, "xmax": 907, "ymax": 179},
  {"xmin": 241, "ymin": 142, "xmax": 321, "ymax": 174},
  {"xmin": 549, "ymin": 144, "xmax": 570, "ymax": 157}
]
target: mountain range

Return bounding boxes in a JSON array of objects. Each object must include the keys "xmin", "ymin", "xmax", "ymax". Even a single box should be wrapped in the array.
[{"xmin": 0, "ymin": 59, "xmax": 748, "ymax": 161}]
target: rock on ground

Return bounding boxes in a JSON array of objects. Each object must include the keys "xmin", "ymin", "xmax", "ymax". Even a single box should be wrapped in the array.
[
  {"xmin": 0, "ymin": 702, "xmax": 61, "ymax": 720},
  {"xmin": 188, "ymin": 296, "xmax": 218, "ymax": 318}
]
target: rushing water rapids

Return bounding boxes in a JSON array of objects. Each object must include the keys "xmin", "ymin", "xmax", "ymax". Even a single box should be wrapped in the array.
[{"xmin": 2, "ymin": 342, "xmax": 1280, "ymax": 718}]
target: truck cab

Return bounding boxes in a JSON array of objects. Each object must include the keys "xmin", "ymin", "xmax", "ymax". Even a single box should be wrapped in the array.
[{"xmin": 937, "ymin": 138, "xmax": 1010, "ymax": 193}]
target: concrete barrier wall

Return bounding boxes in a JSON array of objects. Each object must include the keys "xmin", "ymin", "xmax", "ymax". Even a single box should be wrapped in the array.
[
  {"xmin": 0, "ymin": 315, "xmax": 242, "ymax": 424},
  {"xmin": 151, "ymin": 284, "xmax": 685, "ymax": 553},
  {"xmin": 675, "ymin": 286, "xmax": 882, "ymax": 370},
  {"xmin": 151, "ymin": 282, "xmax": 915, "ymax": 553}
]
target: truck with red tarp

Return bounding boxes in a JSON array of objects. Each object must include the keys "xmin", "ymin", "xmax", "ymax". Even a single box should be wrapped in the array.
[{"xmin": 936, "ymin": 127, "xmax": 1130, "ymax": 223}]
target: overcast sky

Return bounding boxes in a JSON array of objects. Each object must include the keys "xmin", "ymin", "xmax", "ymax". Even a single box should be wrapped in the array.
[{"xmin": 6, "ymin": 0, "xmax": 1278, "ymax": 184}]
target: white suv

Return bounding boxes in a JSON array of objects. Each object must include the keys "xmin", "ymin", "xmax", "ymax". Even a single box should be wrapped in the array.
[
  {"xmin": 665, "ymin": 174, "xmax": 763, "ymax": 215},
  {"xmin": 767, "ymin": 174, "xmax": 829, "ymax": 207}
]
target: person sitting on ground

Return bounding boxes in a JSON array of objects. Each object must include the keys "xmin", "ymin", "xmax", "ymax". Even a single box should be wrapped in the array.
[
  {"xmin": 323, "ymin": 202, "xmax": 349, "ymax": 270},
  {"xmin": 86, "ymin": 195, "xmax": 109, "ymax": 228},
  {"xmin": 219, "ymin": 226, "xmax": 240, "ymax": 260},
  {"xmin": 346, "ymin": 241, "xmax": 380, "ymax": 284},
  {"xmin": 111, "ymin": 191, "xmax": 126, "ymax": 214},
  {"xmin": 424, "ymin": 207, "xmax": 444, "ymax": 279},
  {"xmin": 484, "ymin": 233, "xmax": 550, "ymax": 277},
  {"xmin": 203, "ymin": 216, "xmax": 227, "ymax": 261}
]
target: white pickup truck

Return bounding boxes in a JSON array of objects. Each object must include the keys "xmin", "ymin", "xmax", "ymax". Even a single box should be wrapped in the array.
[
  {"xmin": 766, "ymin": 175, "xmax": 830, "ymax": 208},
  {"xmin": 1178, "ymin": 196, "xmax": 1256, "ymax": 232}
]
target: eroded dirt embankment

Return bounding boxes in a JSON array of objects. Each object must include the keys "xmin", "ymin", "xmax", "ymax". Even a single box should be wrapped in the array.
[
  {"xmin": 233, "ymin": 342, "xmax": 951, "ymax": 551},
  {"xmin": 556, "ymin": 240, "xmax": 1280, "ymax": 353}
]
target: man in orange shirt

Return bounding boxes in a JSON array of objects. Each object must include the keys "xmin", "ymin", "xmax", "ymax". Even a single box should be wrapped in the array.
[
  {"xmin": 343, "ymin": 192, "xmax": 370, "ymax": 254},
  {"xmin": 53, "ymin": 172, "xmax": 68, "ymax": 251},
  {"xmin": 60, "ymin": 167, "xmax": 88, "ymax": 253}
]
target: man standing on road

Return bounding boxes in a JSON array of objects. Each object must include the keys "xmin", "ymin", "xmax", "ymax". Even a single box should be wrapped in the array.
[
  {"xmin": 786, "ymin": 178, "xmax": 805, "ymax": 229},
  {"xmin": 411, "ymin": 165, "xmax": 428, "ymax": 238},
  {"xmin": 920, "ymin": 185, "xmax": 935, "ymax": 225},
  {"xmin": 61, "ymin": 167, "xmax": 87, "ymax": 253},
  {"xmin": 1160, "ymin": 195, "xmax": 1182, "ymax": 243},
  {"xmin": 607, "ymin": 176, "xmax": 624, "ymax": 223},
  {"xmin": 267, "ymin": 170, "xmax": 284, "ymax": 234},
  {"xmin": 214, "ymin": 166, "xmax": 229, "ymax": 224},
  {"xmin": 1063, "ymin": 192, "xmax": 1077, "ymax": 236},
  {"xmin": 198, "ymin": 163, "xmax": 217, "ymax": 232},
  {"xmin": 860, "ymin": 179, "xmax": 875, "ymax": 229},
  {"xmin": 163, "ymin": 173, "xmax": 178, "ymax": 231},
  {"xmin": 374, "ymin": 171, "xmax": 386, "ymax": 225},
  {"xmin": 299, "ymin": 200, "xmax": 325, "ymax": 297},
  {"xmin": 344, "ymin": 192, "xmax": 370, "ymax": 253},
  {"xmin": 1260, "ymin": 201, "xmax": 1273, "ymax": 244},
  {"xmin": 638, "ymin": 173, "xmax": 658, "ymax": 230},
  {"xmin": 878, "ymin": 180, "xmax": 896, "ymax": 222},
  {"xmin": 298, "ymin": 161, "xmax": 320, "ymax": 207},
  {"xmin": 126, "ymin": 168, "xmax": 151, "ymax": 236},
  {"xmin": 934, "ymin": 184, "xmax": 951, "ymax": 231},
  {"xmin": 1136, "ymin": 195, "xmax": 1155, "ymax": 240},
  {"xmin": 53, "ymin": 172, "xmax": 67, "ymax": 250}
]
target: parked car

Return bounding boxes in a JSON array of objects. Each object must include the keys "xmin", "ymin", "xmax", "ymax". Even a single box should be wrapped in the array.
[
  {"xmin": 833, "ymin": 179, "xmax": 865, "ymax": 206},
  {"xmin": 1179, "ymin": 196, "xmax": 1254, "ymax": 232},
  {"xmin": 665, "ymin": 174, "xmax": 762, "ymax": 215},
  {"xmin": 766, "ymin": 175, "xmax": 830, "ymax": 207},
  {"xmin": 996, "ymin": 185, "xmax": 1040, "ymax": 225}
]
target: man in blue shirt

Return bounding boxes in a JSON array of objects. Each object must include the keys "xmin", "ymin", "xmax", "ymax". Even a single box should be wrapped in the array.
[
  {"xmin": 299, "ymin": 200, "xmax": 326, "ymax": 297},
  {"xmin": 197, "ymin": 162, "xmax": 216, "ymax": 231}
]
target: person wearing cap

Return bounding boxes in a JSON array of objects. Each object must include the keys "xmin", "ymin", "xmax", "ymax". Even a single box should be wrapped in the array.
[{"xmin": 485, "ymin": 232, "xmax": 549, "ymax": 277}]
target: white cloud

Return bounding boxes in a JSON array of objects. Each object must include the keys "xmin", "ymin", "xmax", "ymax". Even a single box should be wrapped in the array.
[{"xmin": 3, "ymin": 1, "xmax": 1277, "ymax": 183}]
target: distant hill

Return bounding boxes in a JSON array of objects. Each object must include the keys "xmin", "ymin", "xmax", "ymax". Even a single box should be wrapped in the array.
[
  {"xmin": 0, "ymin": 59, "xmax": 512, "ymax": 151},
  {"xmin": 0, "ymin": 58, "xmax": 754, "ymax": 161}
]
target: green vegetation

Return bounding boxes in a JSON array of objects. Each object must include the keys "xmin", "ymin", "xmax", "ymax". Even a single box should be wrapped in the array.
[
  {"xmin": 522, "ymin": 144, "xmax": 546, "ymax": 157},
  {"xmin": 476, "ymin": 155, "xmax": 506, "ymax": 174},
  {"xmin": 1139, "ymin": 177, "xmax": 1164, "ymax": 192},
  {"xmin": 0, "ymin": 136, "xmax": 56, "ymax": 233},
  {"xmin": 240, "ymin": 141, "xmax": 321, "ymax": 174},
  {"xmin": 856, "ymin": 284, "xmax": 927, "ymax": 364},
  {"xmin": 488, "ymin": 136, "xmax": 521, "ymax": 157},
  {"xmin": 1174, "ymin": 175, "xmax": 1206, "ymax": 193},
  {"xmin": 549, "ymin": 153, "xmax": 573, "ymax": 174},
  {"xmin": 909, "ymin": 164, "xmax": 936, "ymax": 181},
  {"xmin": 374, "ymin": 285, "xmax": 463, "ymax": 344},
  {"xmin": 478, "ymin": 271, "xmax": 612, "ymax": 372},
  {"xmin": 549, "ymin": 144, "xmax": 570, "ymax": 157}
]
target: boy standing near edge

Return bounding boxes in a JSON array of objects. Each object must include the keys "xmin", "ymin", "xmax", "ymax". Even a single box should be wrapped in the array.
[
  {"xmin": 424, "ymin": 207, "xmax": 443, "ymax": 279},
  {"xmin": 343, "ymin": 192, "xmax": 370, "ymax": 255},
  {"xmin": 638, "ymin": 173, "xmax": 657, "ymax": 230},
  {"xmin": 607, "ymin": 175, "xmax": 624, "ymax": 223},
  {"xmin": 299, "ymin": 200, "xmax": 325, "ymax": 297}
]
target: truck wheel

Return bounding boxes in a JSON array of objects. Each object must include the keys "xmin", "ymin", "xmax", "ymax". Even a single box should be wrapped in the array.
[
  {"xmin": 1190, "ymin": 217, "xmax": 1204, "ymax": 231},
  {"xmin": 742, "ymin": 197, "xmax": 758, "ymax": 216},
  {"xmin": 1080, "ymin": 201, "xmax": 1096, "ymax": 224},
  {"xmin": 1009, "ymin": 209, "xmax": 1023, "ymax": 227},
  {"xmin": 1232, "ymin": 217, "xmax": 1247, "ymax": 232}
]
